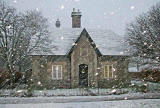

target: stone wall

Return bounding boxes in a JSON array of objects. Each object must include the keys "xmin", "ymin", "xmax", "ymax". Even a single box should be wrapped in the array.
[
  {"xmin": 32, "ymin": 54, "xmax": 130, "ymax": 89},
  {"xmin": 98, "ymin": 55, "xmax": 130, "ymax": 88},
  {"xmin": 71, "ymin": 34, "xmax": 98, "ymax": 88},
  {"xmin": 32, "ymin": 55, "xmax": 71, "ymax": 89}
]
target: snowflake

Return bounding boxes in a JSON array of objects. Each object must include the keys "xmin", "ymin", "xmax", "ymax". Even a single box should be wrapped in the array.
[
  {"xmin": 61, "ymin": 36, "xmax": 64, "ymax": 40},
  {"xmin": 97, "ymin": 67, "xmax": 100, "ymax": 70},
  {"xmin": 110, "ymin": 12, "xmax": 114, "ymax": 15},
  {"xmin": 124, "ymin": 97, "xmax": 127, "ymax": 100},
  {"xmin": 36, "ymin": 8, "xmax": 39, "ymax": 12},
  {"xmin": 144, "ymin": 84, "xmax": 147, "ymax": 86},
  {"xmin": 131, "ymin": 83, "xmax": 135, "ymax": 86},
  {"xmin": 60, "ymin": 5, "xmax": 64, "ymax": 10},
  {"xmin": 13, "ymin": 0, "xmax": 17, "ymax": 3},
  {"xmin": 144, "ymin": 42, "xmax": 147, "ymax": 45},
  {"xmin": 142, "ymin": 30, "xmax": 147, "ymax": 34},
  {"xmin": 37, "ymin": 81, "xmax": 41, "ymax": 85},
  {"xmin": 113, "ymin": 68, "xmax": 116, "ymax": 71},
  {"xmin": 130, "ymin": 6, "xmax": 135, "ymax": 10},
  {"xmin": 7, "ymin": 25, "xmax": 11, "ymax": 29},
  {"xmin": 95, "ymin": 73, "xmax": 98, "ymax": 76}
]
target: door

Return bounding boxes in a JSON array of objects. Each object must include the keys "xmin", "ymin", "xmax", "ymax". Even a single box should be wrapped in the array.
[{"xmin": 79, "ymin": 64, "xmax": 88, "ymax": 87}]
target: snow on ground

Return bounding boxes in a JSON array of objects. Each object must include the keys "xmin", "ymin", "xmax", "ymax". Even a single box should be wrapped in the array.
[
  {"xmin": 0, "ymin": 80, "xmax": 159, "ymax": 97},
  {"xmin": 0, "ymin": 93, "xmax": 160, "ymax": 104},
  {"xmin": 0, "ymin": 88, "xmax": 132, "ymax": 97},
  {"xmin": 0, "ymin": 99, "xmax": 160, "ymax": 108}
]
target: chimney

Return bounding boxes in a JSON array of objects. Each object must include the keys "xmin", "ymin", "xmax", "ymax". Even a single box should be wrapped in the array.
[
  {"xmin": 55, "ymin": 19, "xmax": 60, "ymax": 28},
  {"xmin": 71, "ymin": 8, "xmax": 82, "ymax": 28}
]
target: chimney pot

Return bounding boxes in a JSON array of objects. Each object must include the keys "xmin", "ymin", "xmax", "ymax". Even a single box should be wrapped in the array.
[{"xmin": 55, "ymin": 18, "xmax": 60, "ymax": 28}]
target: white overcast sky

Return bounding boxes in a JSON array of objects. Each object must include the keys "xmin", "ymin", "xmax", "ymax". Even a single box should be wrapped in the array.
[{"xmin": 6, "ymin": 0, "xmax": 160, "ymax": 35}]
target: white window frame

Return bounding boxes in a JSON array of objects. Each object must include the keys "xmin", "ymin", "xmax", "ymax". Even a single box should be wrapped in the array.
[
  {"xmin": 104, "ymin": 64, "xmax": 114, "ymax": 78},
  {"xmin": 52, "ymin": 65, "xmax": 62, "ymax": 79}
]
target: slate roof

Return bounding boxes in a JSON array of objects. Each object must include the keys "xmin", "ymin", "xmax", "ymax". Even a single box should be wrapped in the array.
[{"xmin": 48, "ymin": 28, "xmax": 127, "ymax": 55}]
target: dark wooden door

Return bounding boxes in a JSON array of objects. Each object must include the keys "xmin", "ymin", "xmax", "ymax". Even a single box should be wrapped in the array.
[{"xmin": 79, "ymin": 64, "xmax": 88, "ymax": 87}]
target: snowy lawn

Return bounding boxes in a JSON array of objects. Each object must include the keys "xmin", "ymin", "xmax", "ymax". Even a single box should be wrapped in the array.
[
  {"xmin": 0, "ymin": 88, "xmax": 133, "ymax": 97},
  {"xmin": 131, "ymin": 79, "xmax": 160, "ymax": 92},
  {"xmin": 0, "ymin": 80, "xmax": 159, "ymax": 97},
  {"xmin": 0, "ymin": 99, "xmax": 160, "ymax": 108}
]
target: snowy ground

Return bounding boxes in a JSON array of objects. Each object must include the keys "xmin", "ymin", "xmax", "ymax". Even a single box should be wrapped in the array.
[
  {"xmin": 0, "ymin": 93, "xmax": 160, "ymax": 104},
  {"xmin": 0, "ymin": 88, "xmax": 133, "ymax": 97},
  {"xmin": 0, "ymin": 80, "xmax": 160, "ymax": 108},
  {"xmin": 0, "ymin": 99, "xmax": 160, "ymax": 108},
  {"xmin": 0, "ymin": 80, "xmax": 159, "ymax": 97}
]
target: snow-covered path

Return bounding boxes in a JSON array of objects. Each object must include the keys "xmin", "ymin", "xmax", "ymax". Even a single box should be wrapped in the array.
[
  {"xmin": 0, "ymin": 99, "xmax": 160, "ymax": 108},
  {"xmin": 0, "ymin": 93, "xmax": 160, "ymax": 104}
]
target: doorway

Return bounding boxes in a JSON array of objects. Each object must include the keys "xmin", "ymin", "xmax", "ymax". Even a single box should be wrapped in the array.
[{"xmin": 79, "ymin": 64, "xmax": 88, "ymax": 87}]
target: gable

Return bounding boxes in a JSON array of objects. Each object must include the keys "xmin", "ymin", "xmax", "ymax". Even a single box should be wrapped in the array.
[{"xmin": 67, "ymin": 28, "xmax": 102, "ymax": 56}]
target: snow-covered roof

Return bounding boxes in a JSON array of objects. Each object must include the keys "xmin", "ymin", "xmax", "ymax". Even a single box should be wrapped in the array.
[{"xmin": 48, "ymin": 28, "xmax": 127, "ymax": 55}]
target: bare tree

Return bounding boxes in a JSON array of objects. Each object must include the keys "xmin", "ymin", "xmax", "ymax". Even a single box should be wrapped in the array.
[
  {"xmin": 126, "ymin": 3, "xmax": 160, "ymax": 68},
  {"xmin": 0, "ymin": 1, "xmax": 52, "ymax": 88}
]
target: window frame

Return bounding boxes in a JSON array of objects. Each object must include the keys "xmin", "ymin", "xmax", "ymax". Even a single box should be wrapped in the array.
[
  {"xmin": 104, "ymin": 64, "xmax": 114, "ymax": 78},
  {"xmin": 52, "ymin": 65, "xmax": 62, "ymax": 80}
]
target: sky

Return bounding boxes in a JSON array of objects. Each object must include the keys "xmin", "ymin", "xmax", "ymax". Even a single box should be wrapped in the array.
[{"xmin": 5, "ymin": 0, "xmax": 160, "ymax": 35}]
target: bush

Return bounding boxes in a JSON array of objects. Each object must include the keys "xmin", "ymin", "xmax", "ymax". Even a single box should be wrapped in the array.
[{"xmin": 130, "ymin": 68, "xmax": 160, "ymax": 83}]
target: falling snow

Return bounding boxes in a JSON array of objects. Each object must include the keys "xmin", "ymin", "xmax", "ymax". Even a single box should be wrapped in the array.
[
  {"xmin": 95, "ymin": 73, "xmax": 98, "ymax": 76},
  {"xmin": 37, "ymin": 81, "xmax": 41, "ymax": 85},
  {"xmin": 110, "ymin": 11, "xmax": 115, "ymax": 15},
  {"xmin": 60, "ymin": 4, "xmax": 64, "ymax": 10},
  {"xmin": 13, "ymin": 0, "xmax": 17, "ymax": 3},
  {"xmin": 142, "ymin": 30, "xmax": 147, "ymax": 34},
  {"xmin": 144, "ymin": 42, "xmax": 147, "ymax": 45},
  {"xmin": 0, "ymin": 1, "xmax": 160, "ymax": 108},
  {"xmin": 7, "ymin": 25, "xmax": 11, "ymax": 29},
  {"xmin": 130, "ymin": 6, "xmax": 135, "ymax": 10},
  {"xmin": 61, "ymin": 36, "xmax": 64, "ymax": 40},
  {"xmin": 36, "ymin": 8, "xmax": 39, "ymax": 12}
]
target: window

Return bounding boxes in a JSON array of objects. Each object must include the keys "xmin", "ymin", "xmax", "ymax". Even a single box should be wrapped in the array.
[
  {"xmin": 104, "ymin": 65, "xmax": 114, "ymax": 78},
  {"xmin": 52, "ymin": 65, "xmax": 62, "ymax": 79}
]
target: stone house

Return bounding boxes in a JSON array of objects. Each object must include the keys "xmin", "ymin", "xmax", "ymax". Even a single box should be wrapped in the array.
[{"xmin": 32, "ymin": 8, "xmax": 130, "ymax": 89}]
